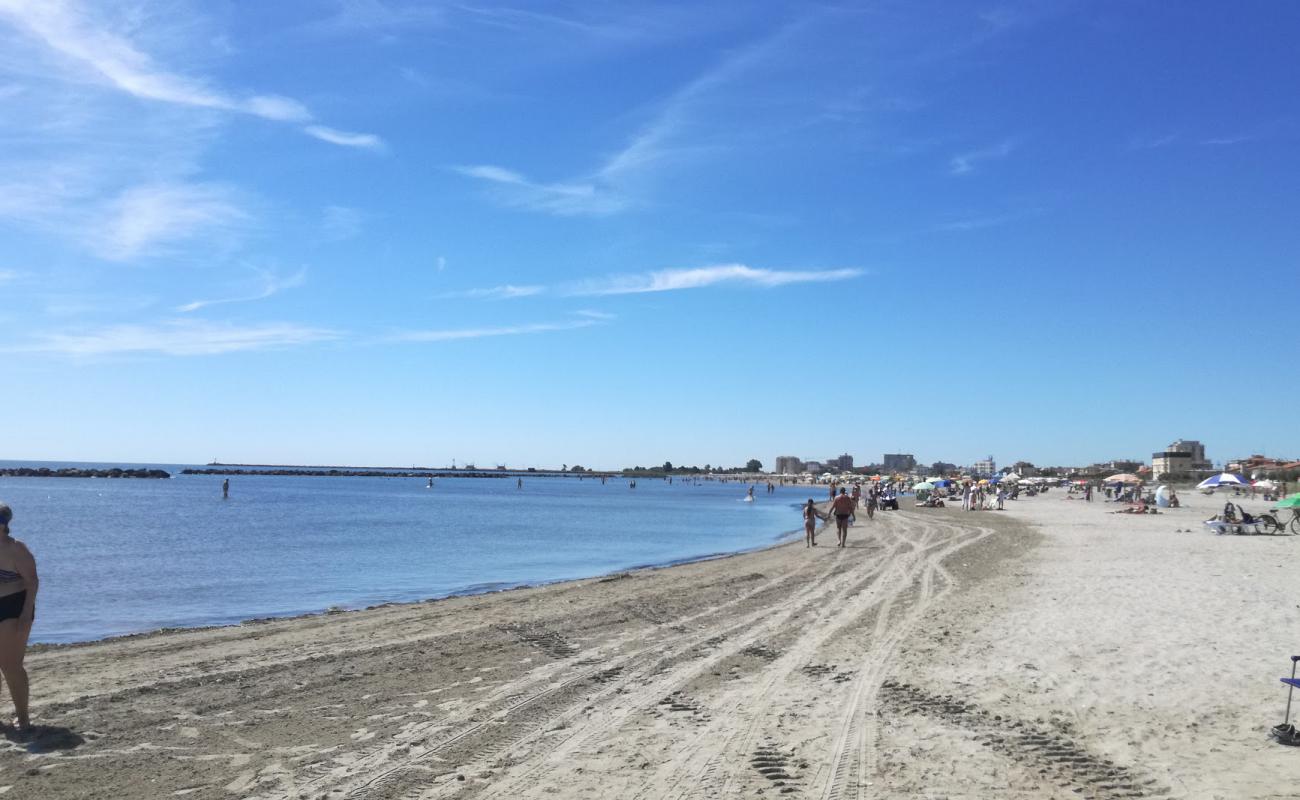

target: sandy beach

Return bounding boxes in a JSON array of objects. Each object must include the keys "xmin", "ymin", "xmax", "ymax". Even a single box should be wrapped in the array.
[{"xmin": 3, "ymin": 490, "xmax": 1298, "ymax": 799}]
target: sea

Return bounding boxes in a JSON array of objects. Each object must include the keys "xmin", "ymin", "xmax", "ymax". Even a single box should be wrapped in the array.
[{"xmin": 0, "ymin": 461, "xmax": 812, "ymax": 644}]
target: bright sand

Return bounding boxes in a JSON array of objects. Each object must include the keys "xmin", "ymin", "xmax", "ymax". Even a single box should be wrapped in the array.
[{"xmin": 2, "ymin": 489, "xmax": 1297, "ymax": 798}]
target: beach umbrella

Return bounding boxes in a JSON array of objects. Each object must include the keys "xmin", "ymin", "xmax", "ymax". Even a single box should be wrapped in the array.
[
  {"xmin": 1197, "ymin": 473, "xmax": 1249, "ymax": 489},
  {"xmin": 1104, "ymin": 473, "xmax": 1142, "ymax": 484},
  {"xmin": 912, "ymin": 481, "xmax": 935, "ymax": 491},
  {"xmin": 1276, "ymin": 493, "xmax": 1300, "ymax": 509},
  {"xmin": 1254, "ymin": 479, "xmax": 1279, "ymax": 490}
]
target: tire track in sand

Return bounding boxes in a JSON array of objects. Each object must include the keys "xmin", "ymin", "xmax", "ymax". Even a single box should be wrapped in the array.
[
  {"xmin": 259, "ymin": 530, "xmax": 861, "ymax": 800},
  {"xmin": 814, "ymin": 518, "xmax": 994, "ymax": 800}
]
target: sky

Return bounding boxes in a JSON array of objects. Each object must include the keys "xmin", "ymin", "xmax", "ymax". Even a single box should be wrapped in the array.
[{"xmin": 0, "ymin": 0, "xmax": 1297, "ymax": 471}]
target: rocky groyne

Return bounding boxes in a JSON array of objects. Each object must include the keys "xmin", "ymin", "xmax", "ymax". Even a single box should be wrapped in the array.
[
  {"xmin": 0, "ymin": 467, "xmax": 170, "ymax": 479},
  {"xmin": 181, "ymin": 468, "xmax": 506, "ymax": 479}
]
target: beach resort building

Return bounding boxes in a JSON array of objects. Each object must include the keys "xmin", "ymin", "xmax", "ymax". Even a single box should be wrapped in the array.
[
  {"xmin": 1166, "ymin": 439, "xmax": 1212, "ymax": 470},
  {"xmin": 971, "ymin": 456, "xmax": 996, "ymax": 477},
  {"xmin": 828, "ymin": 454, "xmax": 854, "ymax": 471},
  {"xmin": 883, "ymin": 453, "xmax": 916, "ymax": 472},
  {"xmin": 1152, "ymin": 450, "xmax": 1193, "ymax": 478},
  {"xmin": 774, "ymin": 455, "xmax": 804, "ymax": 475},
  {"xmin": 804, "ymin": 461, "xmax": 825, "ymax": 474}
]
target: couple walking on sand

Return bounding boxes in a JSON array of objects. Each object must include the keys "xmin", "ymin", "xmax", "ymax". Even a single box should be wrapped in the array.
[{"xmin": 804, "ymin": 489, "xmax": 861, "ymax": 548}]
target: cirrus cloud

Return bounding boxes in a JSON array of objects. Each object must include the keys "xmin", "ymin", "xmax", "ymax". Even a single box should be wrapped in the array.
[
  {"xmin": 567, "ymin": 264, "xmax": 863, "ymax": 296},
  {"xmin": 6, "ymin": 318, "xmax": 340, "ymax": 356}
]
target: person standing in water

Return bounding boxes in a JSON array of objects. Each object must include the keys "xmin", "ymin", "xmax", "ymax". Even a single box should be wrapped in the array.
[
  {"xmin": 0, "ymin": 503, "xmax": 37, "ymax": 733},
  {"xmin": 747, "ymin": 485, "xmax": 755, "ymax": 501},
  {"xmin": 427, "ymin": 477, "xmax": 433, "ymax": 488},
  {"xmin": 830, "ymin": 488, "xmax": 855, "ymax": 547},
  {"xmin": 222, "ymin": 478, "xmax": 229, "ymax": 499},
  {"xmin": 803, "ymin": 499, "xmax": 822, "ymax": 547},
  {"xmin": 517, "ymin": 478, "xmax": 523, "ymax": 489}
]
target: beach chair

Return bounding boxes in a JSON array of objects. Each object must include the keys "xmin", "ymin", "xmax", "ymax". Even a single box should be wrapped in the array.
[
  {"xmin": 1273, "ymin": 656, "xmax": 1300, "ymax": 746},
  {"xmin": 1203, "ymin": 503, "xmax": 1271, "ymax": 535}
]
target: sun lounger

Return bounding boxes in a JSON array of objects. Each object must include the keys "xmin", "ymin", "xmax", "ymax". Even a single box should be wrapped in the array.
[{"xmin": 1203, "ymin": 517, "xmax": 1271, "ymax": 535}]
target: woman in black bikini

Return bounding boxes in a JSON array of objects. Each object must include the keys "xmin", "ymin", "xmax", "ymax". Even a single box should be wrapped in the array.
[{"xmin": 0, "ymin": 503, "xmax": 38, "ymax": 732}]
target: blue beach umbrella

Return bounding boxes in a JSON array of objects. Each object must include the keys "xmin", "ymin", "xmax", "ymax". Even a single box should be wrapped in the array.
[{"xmin": 1196, "ymin": 473, "xmax": 1249, "ymax": 489}]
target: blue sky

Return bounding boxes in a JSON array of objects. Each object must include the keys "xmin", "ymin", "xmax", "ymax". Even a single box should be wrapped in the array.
[{"xmin": 0, "ymin": 0, "xmax": 1296, "ymax": 470}]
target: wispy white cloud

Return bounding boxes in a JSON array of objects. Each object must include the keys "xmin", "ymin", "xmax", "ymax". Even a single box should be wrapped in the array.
[
  {"xmin": 304, "ymin": 125, "xmax": 385, "ymax": 150},
  {"xmin": 392, "ymin": 317, "xmax": 605, "ymax": 343},
  {"xmin": 0, "ymin": 268, "xmax": 20, "ymax": 283},
  {"xmin": 92, "ymin": 182, "xmax": 248, "ymax": 261},
  {"xmin": 949, "ymin": 139, "xmax": 1017, "ymax": 176},
  {"xmin": 933, "ymin": 209, "xmax": 1039, "ymax": 233},
  {"xmin": 1200, "ymin": 134, "xmax": 1257, "ymax": 146},
  {"xmin": 176, "ymin": 266, "xmax": 308, "ymax": 312},
  {"xmin": 8, "ymin": 319, "xmax": 339, "ymax": 356},
  {"xmin": 567, "ymin": 264, "xmax": 862, "ymax": 296},
  {"xmin": 1127, "ymin": 132, "xmax": 1178, "ymax": 151},
  {"xmin": 0, "ymin": 0, "xmax": 381, "ymax": 148},
  {"xmin": 453, "ymin": 22, "xmax": 798, "ymax": 217},
  {"xmin": 451, "ymin": 164, "xmax": 625, "ymax": 216},
  {"xmin": 436, "ymin": 284, "xmax": 545, "ymax": 300},
  {"xmin": 435, "ymin": 255, "xmax": 447, "ymax": 272}
]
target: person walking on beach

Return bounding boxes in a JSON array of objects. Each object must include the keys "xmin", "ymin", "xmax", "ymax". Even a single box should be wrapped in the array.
[
  {"xmin": 222, "ymin": 478, "xmax": 229, "ymax": 499},
  {"xmin": 830, "ymin": 489, "xmax": 855, "ymax": 548},
  {"xmin": 865, "ymin": 488, "xmax": 877, "ymax": 520},
  {"xmin": 0, "ymin": 503, "xmax": 37, "ymax": 733},
  {"xmin": 803, "ymin": 499, "xmax": 822, "ymax": 547}
]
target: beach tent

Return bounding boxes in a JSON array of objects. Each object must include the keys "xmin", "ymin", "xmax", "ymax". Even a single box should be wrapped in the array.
[
  {"xmin": 1197, "ymin": 473, "xmax": 1249, "ymax": 489},
  {"xmin": 1277, "ymin": 493, "xmax": 1300, "ymax": 509},
  {"xmin": 1155, "ymin": 485, "xmax": 1172, "ymax": 507},
  {"xmin": 1001, "ymin": 473, "xmax": 1022, "ymax": 483},
  {"xmin": 931, "ymin": 479, "xmax": 951, "ymax": 488},
  {"xmin": 1018, "ymin": 479, "xmax": 1035, "ymax": 485},
  {"xmin": 1104, "ymin": 473, "xmax": 1142, "ymax": 484}
]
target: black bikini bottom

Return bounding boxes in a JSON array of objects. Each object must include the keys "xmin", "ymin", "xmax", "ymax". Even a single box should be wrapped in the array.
[{"xmin": 0, "ymin": 591, "xmax": 30, "ymax": 622}]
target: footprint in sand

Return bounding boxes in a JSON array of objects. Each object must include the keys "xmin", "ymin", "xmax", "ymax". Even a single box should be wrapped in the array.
[{"xmin": 350, "ymin": 728, "xmax": 377, "ymax": 742}]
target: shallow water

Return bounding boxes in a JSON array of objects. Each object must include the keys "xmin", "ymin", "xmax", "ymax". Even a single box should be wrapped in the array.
[{"xmin": 0, "ymin": 462, "xmax": 809, "ymax": 643}]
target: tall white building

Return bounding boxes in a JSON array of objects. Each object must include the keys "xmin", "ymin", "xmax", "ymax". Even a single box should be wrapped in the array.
[{"xmin": 972, "ymin": 456, "xmax": 996, "ymax": 476}]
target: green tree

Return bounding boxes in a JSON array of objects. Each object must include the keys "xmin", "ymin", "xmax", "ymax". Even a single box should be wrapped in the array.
[
  {"xmin": 662, "ymin": 461, "xmax": 674, "ymax": 472},
  {"xmin": 746, "ymin": 458, "xmax": 763, "ymax": 472}
]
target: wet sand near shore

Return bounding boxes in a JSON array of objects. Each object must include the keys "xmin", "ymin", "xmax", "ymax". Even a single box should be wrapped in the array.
[{"xmin": 2, "ymin": 495, "xmax": 1296, "ymax": 798}]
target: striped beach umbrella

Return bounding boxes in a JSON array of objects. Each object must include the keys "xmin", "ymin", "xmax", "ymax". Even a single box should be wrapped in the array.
[{"xmin": 1196, "ymin": 473, "xmax": 1249, "ymax": 489}]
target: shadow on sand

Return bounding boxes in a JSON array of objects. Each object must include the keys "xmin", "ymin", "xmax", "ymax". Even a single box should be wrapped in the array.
[{"xmin": 3, "ymin": 724, "xmax": 85, "ymax": 753}]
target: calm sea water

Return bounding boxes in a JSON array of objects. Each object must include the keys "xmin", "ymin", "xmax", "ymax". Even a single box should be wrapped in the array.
[{"xmin": 0, "ymin": 462, "xmax": 810, "ymax": 643}]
